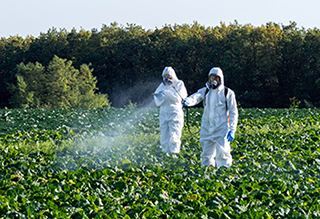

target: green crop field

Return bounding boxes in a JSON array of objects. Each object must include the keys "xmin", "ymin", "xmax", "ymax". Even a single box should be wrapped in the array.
[{"xmin": 1, "ymin": 107, "xmax": 320, "ymax": 218}]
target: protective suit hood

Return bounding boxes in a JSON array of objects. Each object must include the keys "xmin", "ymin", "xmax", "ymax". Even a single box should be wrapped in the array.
[
  {"xmin": 162, "ymin": 67, "xmax": 179, "ymax": 82},
  {"xmin": 208, "ymin": 67, "xmax": 224, "ymax": 87}
]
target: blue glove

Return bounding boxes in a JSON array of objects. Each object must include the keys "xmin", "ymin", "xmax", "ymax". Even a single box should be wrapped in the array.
[
  {"xmin": 154, "ymin": 91, "xmax": 164, "ymax": 100},
  {"xmin": 181, "ymin": 99, "xmax": 188, "ymax": 107},
  {"xmin": 227, "ymin": 131, "xmax": 235, "ymax": 142}
]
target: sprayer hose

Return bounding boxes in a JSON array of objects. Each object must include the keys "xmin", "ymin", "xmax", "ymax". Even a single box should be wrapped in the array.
[{"xmin": 185, "ymin": 106, "xmax": 200, "ymax": 135}]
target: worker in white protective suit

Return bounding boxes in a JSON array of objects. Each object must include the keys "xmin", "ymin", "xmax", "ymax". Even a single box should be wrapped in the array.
[
  {"xmin": 182, "ymin": 67, "xmax": 238, "ymax": 168},
  {"xmin": 153, "ymin": 67, "xmax": 188, "ymax": 153}
]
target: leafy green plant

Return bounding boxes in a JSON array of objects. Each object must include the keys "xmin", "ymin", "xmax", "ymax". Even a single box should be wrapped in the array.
[
  {"xmin": 290, "ymin": 97, "xmax": 301, "ymax": 109},
  {"xmin": 1, "ymin": 107, "xmax": 320, "ymax": 217},
  {"xmin": 124, "ymin": 100, "xmax": 137, "ymax": 109}
]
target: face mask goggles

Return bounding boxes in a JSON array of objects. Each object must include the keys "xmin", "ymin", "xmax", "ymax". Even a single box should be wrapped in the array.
[
  {"xmin": 208, "ymin": 75, "xmax": 220, "ymax": 89},
  {"xmin": 163, "ymin": 77, "xmax": 173, "ymax": 85}
]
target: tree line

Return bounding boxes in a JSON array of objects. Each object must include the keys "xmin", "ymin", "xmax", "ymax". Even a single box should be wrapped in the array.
[{"xmin": 1, "ymin": 21, "xmax": 320, "ymax": 109}]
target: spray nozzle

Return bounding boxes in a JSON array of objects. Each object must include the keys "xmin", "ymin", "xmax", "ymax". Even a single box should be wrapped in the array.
[{"xmin": 181, "ymin": 99, "xmax": 188, "ymax": 107}]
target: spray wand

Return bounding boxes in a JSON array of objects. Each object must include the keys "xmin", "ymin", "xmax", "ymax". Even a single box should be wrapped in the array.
[
  {"xmin": 172, "ymin": 85, "xmax": 184, "ymax": 101},
  {"xmin": 172, "ymin": 85, "xmax": 200, "ymax": 135}
]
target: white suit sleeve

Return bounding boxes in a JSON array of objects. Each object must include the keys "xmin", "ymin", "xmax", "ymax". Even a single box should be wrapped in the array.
[
  {"xmin": 185, "ymin": 87, "xmax": 206, "ymax": 107},
  {"xmin": 154, "ymin": 84, "xmax": 165, "ymax": 107},
  {"xmin": 167, "ymin": 80, "xmax": 188, "ymax": 102},
  {"xmin": 227, "ymin": 90, "xmax": 238, "ymax": 133}
]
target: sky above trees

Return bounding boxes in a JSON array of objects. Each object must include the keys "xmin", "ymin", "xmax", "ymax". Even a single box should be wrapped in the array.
[{"xmin": 1, "ymin": 0, "xmax": 320, "ymax": 38}]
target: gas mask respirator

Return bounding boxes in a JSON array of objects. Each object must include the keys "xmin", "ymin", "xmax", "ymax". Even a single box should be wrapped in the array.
[
  {"xmin": 163, "ymin": 77, "xmax": 173, "ymax": 86},
  {"xmin": 209, "ymin": 78, "xmax": 219, "ymax": 89}
]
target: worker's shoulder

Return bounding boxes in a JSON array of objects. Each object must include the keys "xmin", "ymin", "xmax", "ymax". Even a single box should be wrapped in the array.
[
  {"xmin": 176, "ymin": 79, "xmax": 186, "ymax": 85},
  {"xmin": 198, "ymin": 87, "xmax": 207, "ymax": 93},
  {"xmin": 224, "ymin": 86, "xmax": 236, "ymax": 96}
]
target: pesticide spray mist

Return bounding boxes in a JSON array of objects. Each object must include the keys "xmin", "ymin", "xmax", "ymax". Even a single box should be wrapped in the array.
[{"xmin": 57, "ymin": 80, "xmax": 165, "ymax": 171}]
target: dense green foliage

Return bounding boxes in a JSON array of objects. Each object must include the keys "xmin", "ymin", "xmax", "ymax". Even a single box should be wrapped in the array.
[
  {"xmin": 1, "ymin": 107, "xmax": 320, "ymax": 218},
  {"xmin": 1, "ymin": 21, "xmax": 320, "ymax": 108},
  {"xmin": 8, "ymin": 55, "xmax": 110, "ymax": 109}
]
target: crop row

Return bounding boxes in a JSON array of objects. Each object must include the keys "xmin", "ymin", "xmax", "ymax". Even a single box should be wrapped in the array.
[{"xmin": 0, "ymin": 107, "xmax": 320, "ymax": 218}]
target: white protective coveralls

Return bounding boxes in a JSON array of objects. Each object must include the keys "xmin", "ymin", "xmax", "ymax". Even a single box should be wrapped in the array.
[
  {"xmin": 185, "ymin": 67, "xmax": 238, "ymax": 167},
  {"xmin": 154, "ymin": 67, "xmax": 188, "ymax": 153}
]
